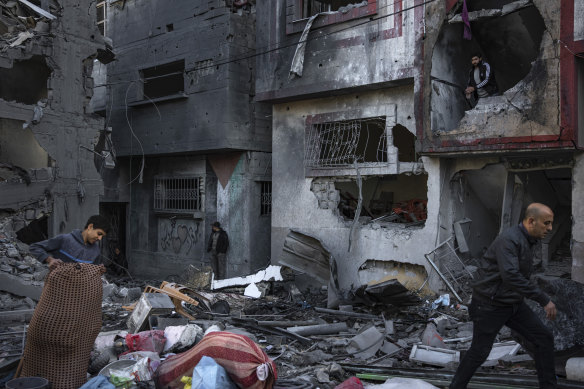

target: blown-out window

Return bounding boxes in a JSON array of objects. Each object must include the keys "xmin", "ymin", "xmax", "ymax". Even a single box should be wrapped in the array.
[{"xmin": 141, "ymin": 60, "xmax": 185, "ymax": 99}]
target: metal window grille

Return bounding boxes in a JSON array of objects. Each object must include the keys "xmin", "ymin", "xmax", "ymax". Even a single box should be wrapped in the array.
[
  {"xmin": 154, "ymin": 177, "xmax": 203, "ymax": 212},
  {"xmin": 305, "ymin": 117, "xmax": 388, "ymax": 168},
  {"xmin": 260, "ymin": 181, "xmax": 272, "ymax": 215},
  {"xmin": 424, "ymin": 237, "xmax": 477, "ymax": 303}
]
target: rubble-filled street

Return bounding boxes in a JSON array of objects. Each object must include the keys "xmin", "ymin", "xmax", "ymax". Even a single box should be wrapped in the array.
[
  {"xmin": 2, "ymin": 0, "xmax": 584, "ymax": 387},
  {"xmin": 2, "ymin": 214, "xmax": 584, "ymax": 388}
]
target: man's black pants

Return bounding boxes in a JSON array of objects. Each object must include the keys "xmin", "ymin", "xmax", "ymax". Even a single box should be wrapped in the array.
[{"xmin": 450, "ymin": 299, "xmax": 556, "ymax": 389}]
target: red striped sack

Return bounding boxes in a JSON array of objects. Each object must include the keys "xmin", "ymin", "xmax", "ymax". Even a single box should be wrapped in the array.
[{"xmin": 153, "ymin": 331, "xmax": 277, "ymax": 389}]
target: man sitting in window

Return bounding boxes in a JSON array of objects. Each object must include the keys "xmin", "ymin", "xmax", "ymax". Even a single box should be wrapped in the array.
[{"xmin": 464, "ymin": 52, "xmax": 499, "ymax": 107}]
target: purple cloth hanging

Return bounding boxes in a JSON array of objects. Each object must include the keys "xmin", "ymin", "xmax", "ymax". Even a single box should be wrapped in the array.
[{"xmin": 462, "ymin": 0, "xmax": 472, "ymax": 40}]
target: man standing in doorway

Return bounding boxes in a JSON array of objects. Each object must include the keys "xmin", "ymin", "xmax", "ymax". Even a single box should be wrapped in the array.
[
  {"xmin": 207, "ymin": 221, "xmax": 229, "ymax": 279},
  {"xmin": 465, "ymin": 52, "xmax": 498, "ymax": 107},
  {"xmin": 449, "ymin": 203, "xmax": 557, "ymax": 389}
]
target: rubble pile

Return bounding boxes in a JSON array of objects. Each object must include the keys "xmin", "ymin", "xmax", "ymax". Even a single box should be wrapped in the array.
[
  {"xmin": 0, "ymin": 218, "xmax": 583, "ymax": 387},
  {"xmin": 0, "ymin": 0, "xmax": 59, "ymax": 50}
]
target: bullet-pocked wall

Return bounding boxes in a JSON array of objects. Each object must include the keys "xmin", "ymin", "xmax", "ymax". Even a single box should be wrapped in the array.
[
  {"xmin": 0, "ymin": 0, "xmax": 106, "ymax": 236},
  {"xmin": 271, "ymin": 87, "xmax": 444, "ymax": 296},
  {"xmin": 107, "ymin": 0, "xmax": 271, "ymax": 157}
]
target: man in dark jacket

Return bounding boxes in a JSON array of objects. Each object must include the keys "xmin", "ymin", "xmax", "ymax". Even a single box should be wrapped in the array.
[
  {"xmin": 465, "ymin": 52, "xmax": 499, "ymax": 106},
  {"xmin": 207, "ymin": 221, "xmax": 229, "ymax": 279},
  {"xmin": 30, "ymin": 215, "xmax": 111, "ymax": 271},
  {"xmin": 450, "ymin": 203, "xmax": 557, "ymax": 389}
]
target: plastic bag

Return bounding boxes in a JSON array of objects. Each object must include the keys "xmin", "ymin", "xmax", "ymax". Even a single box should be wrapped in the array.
[
  {"xmin": 191, "ymin": 356, "xmax": 238, "ymax": 389},
  {"xmin": 109, "ymin": 357, "xmax": 153, "ymax": 387},
  {"xmin": 125, "ymin": 330, "xmax": 166, "ymax": 353},
  {"xmin": 365, "ymin": 377, "xmax": 439, "ymax": 388},
  {"xmin": 431, "ymin": 294, "xmax": 450, "ymax": 310},
  {"xmin": 119, "ymin": 351, "xmax": 161, "ymax": 372},
  {"xmin": 335, "ymin": 377, "xmax": 364, "ymax": 389},
  {"xmin": 163, "ymin": 324, "xmax": 203, "ymax": 352}
]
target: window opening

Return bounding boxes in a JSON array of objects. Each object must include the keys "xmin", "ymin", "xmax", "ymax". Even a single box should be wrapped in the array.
[
  {"xmin": 0, "ymin": 56, "xmax": 50, "ymax": 105},
  {"xmin": 141, "ymin": 60, "xmax": 185, "ymax": 99},
  {"xmin": 154, "ymin": 177, "xmax": 203, "ymax": 212},
  {"xmin": 305, "ymin": 117, "xmax": 387, "ymax": 169},
  {"xmin": 303, "ymin": 0, "xmax": 366, "ymax": 17},
  {"xmin": 260, "ymin": 181, "xmax": 272, "ymax": 215},
  {"xmin": 333, "ymin": 174, "xmax": 428, "ymax": 225},
  {"xmin": 392, "ymin": 125, "xmax": 417, "ymax": 162},
  {"xmin": 97, "ymin": 1, "xmax": 106, "ymax": 36}
]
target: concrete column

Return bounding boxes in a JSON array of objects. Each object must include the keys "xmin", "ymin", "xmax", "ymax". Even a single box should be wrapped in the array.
[{"xmin": 572, "ymin": 154, "xmax": 584, "ymax": 283}]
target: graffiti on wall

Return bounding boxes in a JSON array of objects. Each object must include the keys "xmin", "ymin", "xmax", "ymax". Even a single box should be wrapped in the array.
[{"xmin": 159, "ymin": 218, "xmax": 200, "ymax": 255}]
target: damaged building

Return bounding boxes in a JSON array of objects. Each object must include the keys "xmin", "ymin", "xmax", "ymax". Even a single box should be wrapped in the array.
[
  {"xmin": 256, "ymin": 0, "xmax": 584, "ymax": 305},
  {"xmin": 100, "ymin": 0, "xmax": 272, "ymax": 279},
  {"xmin": 0, "ymin": 0, "xmax": 106, "ymax": 242}
]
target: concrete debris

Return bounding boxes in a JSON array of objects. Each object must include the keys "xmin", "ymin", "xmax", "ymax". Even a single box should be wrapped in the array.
[
  {"xmin": 347, "ymin": 326, "xmax": 385, "ymax": 359},
  {"xmin": 409, "ymin": 345, "xmax": 460, "ymax": 367},
  {"xmin": 212, "ymin": 265, "xmax": 283, "ymax": 290}
]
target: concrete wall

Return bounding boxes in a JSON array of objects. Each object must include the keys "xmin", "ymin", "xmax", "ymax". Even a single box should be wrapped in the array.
[
  {"xmin": 126, "ymin": 152, "xmax": 271, "ymax": 279},
  {"xmin": 0, "ymin": 0, "xmax": 105, "ymax": 235},
  {"xmin": 271, "ymin": 86, "xmax": 444, "ymax": 293},
  {"xmin": 575, "ymin": 0, "xmax": 584, "ymax": 41},
  {"xmin": 107, "ymin": 0, "xmax": 271, "ymax": 156},
  {"xmin": 216, "ymin": 152, "xmax": 272, "ymax": 277},
  {"xmin": 573, "ymin": 154, "xmax": 584, "ymax": 282},
  {"xmin": 256, "ymin": 0, "xmax": 418, "ymax": 102},
  {"xmin": 421, "ymin": 0, "xmax": 572, "ymax": 152}
]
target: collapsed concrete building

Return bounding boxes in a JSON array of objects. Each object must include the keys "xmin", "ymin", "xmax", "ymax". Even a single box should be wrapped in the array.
[
  {"xmin": 256, "ymin": 0, "xmax": 584, "ymax": 305},
  {"xmin": 0, "ymin": 0, "xmax": 106, "ymax": 243},
  {"xmin": 100, "ymin": 0, "xmax": 272, "ymax": 279}
]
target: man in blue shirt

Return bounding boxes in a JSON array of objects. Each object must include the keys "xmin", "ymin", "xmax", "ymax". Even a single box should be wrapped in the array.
[{"xmin": 30, "ymin": 215, "xmax": 111, "ymax": 271}]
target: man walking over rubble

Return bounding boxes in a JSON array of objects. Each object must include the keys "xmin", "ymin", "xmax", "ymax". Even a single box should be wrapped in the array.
[
  {"xmin": 449, "ymin": 203, "xmax": 557, "ymax": 389},
  {"xmin": 464, "ymin": 52, "xmax": 498, "ymax": 107},
  {"xmin": 30, "ymin": 214, "xmax": 111, "ymax": 270},
  {"xmin": 207, "ymin": 221, "xmax": 229, "ymax": 279}
]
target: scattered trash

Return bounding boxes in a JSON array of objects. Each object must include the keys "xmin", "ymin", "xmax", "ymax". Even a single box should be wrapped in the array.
[
  {"xmin": 430, "ymin": 294, "xmax": 450, "ymax": 310},
  {"xmin": 191, "ymin": 356, "xmax": 238, "ymax": 389}
]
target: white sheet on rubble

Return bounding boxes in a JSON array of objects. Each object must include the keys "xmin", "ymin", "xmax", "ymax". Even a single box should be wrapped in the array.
[
  {"xmin": 365, "ymin": 377, "xmax": 439, "ymax": 389},
  {"xmin": 211, "ymin": 265, "xmax": 283, "ymax": 290}
]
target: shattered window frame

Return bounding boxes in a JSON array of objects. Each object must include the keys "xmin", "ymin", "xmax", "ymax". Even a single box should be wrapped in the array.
[
  {"xmin": 286, "ymin": 0, "xmax": 378, "ymax": 34},
  {"xmin": 304, "ymin": 112, "xmax": 391, "ymax": 177},
  {"xmin": 97, "ymin": 1, "xmax": 106, "ymax": 36},
  {"xmin": 153, "ymin": 176, "xmax": 204, "ymax": 213}
]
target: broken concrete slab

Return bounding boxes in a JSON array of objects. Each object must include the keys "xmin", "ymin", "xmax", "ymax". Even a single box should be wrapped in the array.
[
  {"xmin": 346, "ymin": 326, "xmax": 385, "ymax": 359},
  {"xmin": 278, "ymin": 230, "xmax": 331, "ymax": 284},
  {"xmin": 0, "ymin": 272, "xmax": 42, "ymax": 300},
  {"xmin": 409, "ymin": 345, "xmax": 460, "ymax": 367},
  {"xmin": 481, "ymin": 341, "xmax": 522, "ymax": 367},
  {"xmin": 212, "ymin": 265, "xmax": 283, "ymax": 290}
]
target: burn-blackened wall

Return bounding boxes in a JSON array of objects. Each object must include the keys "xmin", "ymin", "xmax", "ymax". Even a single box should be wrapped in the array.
[
  {"xmin": 107, "ymin": 0, "xmax": 271, "ymax": 156},
  {"xmin": 104, "ymin": 0, "xmax": 272, "ymax": 278}
]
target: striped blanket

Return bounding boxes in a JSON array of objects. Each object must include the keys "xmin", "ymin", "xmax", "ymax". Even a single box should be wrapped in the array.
[{"xmin": 154, "ymin": 331, "xmax": 277, "ymax": 389}]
